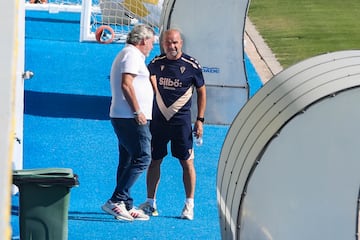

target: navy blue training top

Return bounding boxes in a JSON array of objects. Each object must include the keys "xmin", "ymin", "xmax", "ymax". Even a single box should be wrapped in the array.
[{"xmin": 148, "ymin": 53, "xmax": 205, "ymax": 125}]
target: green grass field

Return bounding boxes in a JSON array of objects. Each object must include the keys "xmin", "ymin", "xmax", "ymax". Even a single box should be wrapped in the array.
[{"xmin": 248, "ymin": 0, "xmax": 360, "ymax": 68}]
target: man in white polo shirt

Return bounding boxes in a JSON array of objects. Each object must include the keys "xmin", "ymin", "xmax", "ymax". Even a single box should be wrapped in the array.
[{"xmin": 101, "ymin": 24, "xmax": 155, "ymax": 221}]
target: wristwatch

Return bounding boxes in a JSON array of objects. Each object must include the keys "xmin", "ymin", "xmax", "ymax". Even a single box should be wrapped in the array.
[
  {"xmin": 133, "ymin": 110, "xmax": 142, "ymax": 116},
  {"xmin": 196, "ymin": 117, "xmax": 205, "ymax": 123}
]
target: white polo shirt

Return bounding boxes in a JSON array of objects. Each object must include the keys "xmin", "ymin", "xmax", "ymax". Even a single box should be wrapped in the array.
[{"xmin": 109, "ymin": 44, "xmax": 153, "ymax": 119}]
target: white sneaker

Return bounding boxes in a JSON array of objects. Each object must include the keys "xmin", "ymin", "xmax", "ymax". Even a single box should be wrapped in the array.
[
  {"xmin": 128, "ymin": 208, "xmax": 150, "ymax": 221},
  {"xmin": 101, "ymin": 200, "xmax": 134, "ymax": 221},
  {"xmin": 139, "ymin": 202, "xmax": 159, "ymax": 216},
  {"xmin": 180, "ymin": 203, "xmax": 194, "ymax": 220}
]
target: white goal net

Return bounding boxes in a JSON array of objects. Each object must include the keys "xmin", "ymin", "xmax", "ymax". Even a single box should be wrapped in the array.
[{"xmin": 25, "ymin": 0, "xmax": 163, "ymax": 43}]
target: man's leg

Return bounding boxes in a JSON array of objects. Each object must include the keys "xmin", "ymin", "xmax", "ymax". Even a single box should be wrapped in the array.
[
  {"xmin": 140, "ymin": 120, "xmax": 167, "ymax": 215},
  {"xmin": 139, "ymin": 158, "xmax": 163, "ymax": 216},
  {"xmin": 179, "ymin": 157, "xmax": 196, "ymax": 220},
  {"xmin": 146, "ymin": 158, "xmax": 163, "ymax": 199},
  {"xmin": 179, "ymin": 158, "xmax": 196, "ymax": 199}
]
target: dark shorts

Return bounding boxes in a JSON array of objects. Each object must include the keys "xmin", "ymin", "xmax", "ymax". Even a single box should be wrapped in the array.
[{"xmin": 150, "ymin": 121, "xmax": 193, "ymax": 160}]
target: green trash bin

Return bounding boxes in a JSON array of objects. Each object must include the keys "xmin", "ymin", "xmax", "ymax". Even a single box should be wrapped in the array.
[{"xmin": 13, "ymin": 168, "xmax": 79, "ymax": 240}]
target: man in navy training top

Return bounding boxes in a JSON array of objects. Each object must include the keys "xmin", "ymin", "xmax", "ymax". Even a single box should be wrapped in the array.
[{"xmin": 139, "ymin": 28, "xmax": 206, "ymax": 220}]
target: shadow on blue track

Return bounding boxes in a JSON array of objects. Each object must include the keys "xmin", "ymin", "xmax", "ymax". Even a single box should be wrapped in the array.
[{"xmin": 24, "ymin": 90, "xmax": 111, "ymax": 120}]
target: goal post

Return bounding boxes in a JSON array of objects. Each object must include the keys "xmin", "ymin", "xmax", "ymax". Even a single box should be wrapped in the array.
[
  {"xmin": 80, "ymin": 0, "xmax": 137, "ymax": 42},
  {"xmin": 80, "ymin": 0, "xmax": 163, "ymax": 43},
  {"xmin": 25, "ymin": 0, "xmax": 162, "ymax": 43},
  {"xmin": 79, "ymin": 0, "xmax": 99, "ymax": 42}
]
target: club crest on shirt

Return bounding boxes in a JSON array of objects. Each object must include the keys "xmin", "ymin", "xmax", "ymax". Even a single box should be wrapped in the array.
[
  {"xmin": 180, "ymin": 66, "xmax": 186, "ymax": 74},
  {"xmin": 160, "ymin": 65, "xmax": 165, "ymax": 71}
]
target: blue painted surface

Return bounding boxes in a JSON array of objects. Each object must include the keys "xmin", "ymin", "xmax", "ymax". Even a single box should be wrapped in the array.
[{"xmin": 11, "ymin": 11, "xmax": 262, "ymax": 240}]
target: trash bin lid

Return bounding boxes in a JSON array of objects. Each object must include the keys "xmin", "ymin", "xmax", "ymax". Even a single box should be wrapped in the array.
[{"xmin": 13, "ymin": 168, "xmax": 79, "ymax": 187}]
